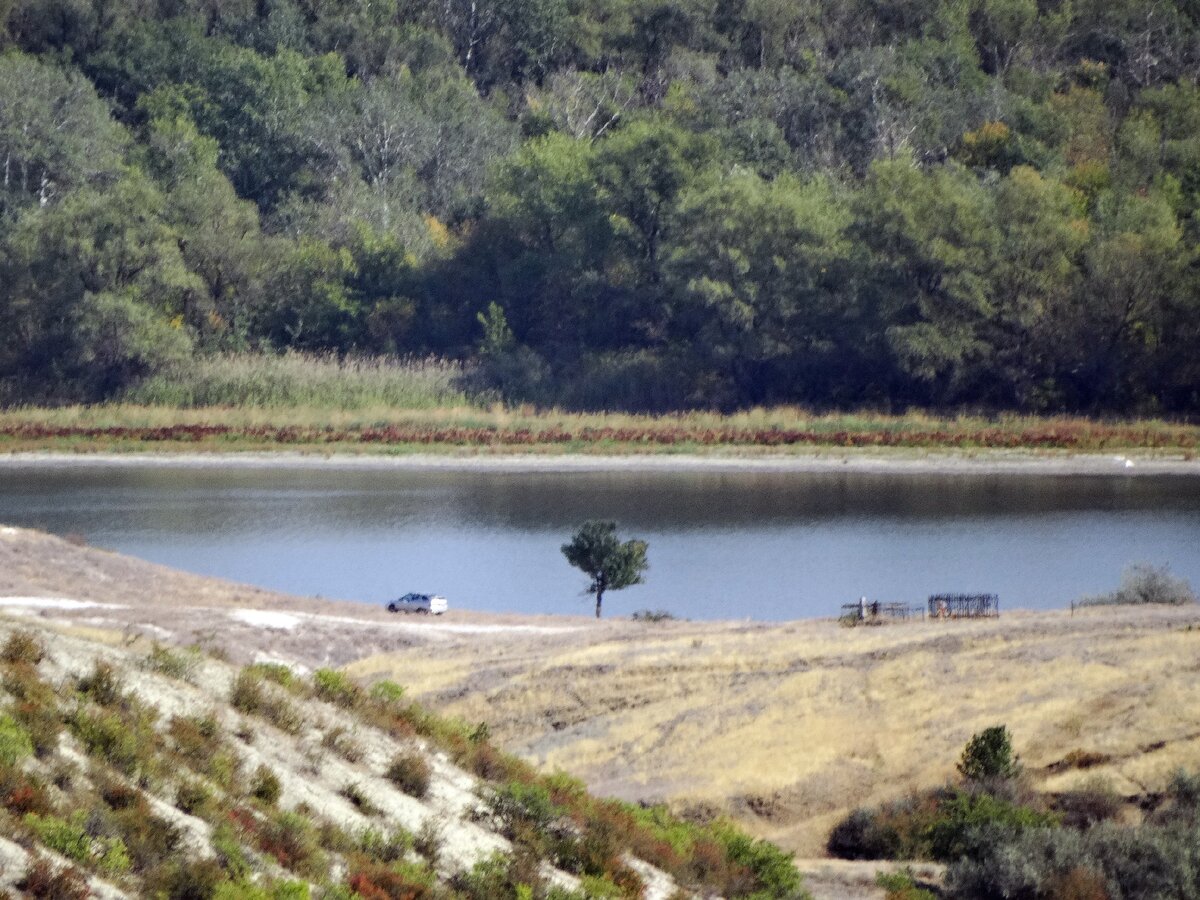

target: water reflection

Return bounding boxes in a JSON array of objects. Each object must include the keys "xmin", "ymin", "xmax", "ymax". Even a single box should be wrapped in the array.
[{"xmin": 1, "ymin": 465, "xmax": 1197, "ymax": 620}]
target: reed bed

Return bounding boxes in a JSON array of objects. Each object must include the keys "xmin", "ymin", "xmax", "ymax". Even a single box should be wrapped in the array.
[{"xmin": 121, "ymin": 352, "xmax": 470, "ymax": 410}]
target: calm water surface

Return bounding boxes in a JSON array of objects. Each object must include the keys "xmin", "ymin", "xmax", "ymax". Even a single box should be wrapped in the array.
[{"xmin": 1, "ymin": 464, "xmax": 1197, "ymax": 620}]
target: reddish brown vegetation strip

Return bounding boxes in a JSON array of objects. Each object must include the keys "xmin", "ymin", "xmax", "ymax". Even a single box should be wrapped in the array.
[{"xmin": 2, "ymin": 421, "xmax": 1197, "ymax": 450}]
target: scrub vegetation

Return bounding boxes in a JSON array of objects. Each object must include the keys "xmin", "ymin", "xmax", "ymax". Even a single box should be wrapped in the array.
[
  {"xmin": 830, "ymin": 726, "xmax": 1200, "ymax": 900},
  {"xmin": 0, "ymin": 623, "xmax": 810, "ymax": 898}
]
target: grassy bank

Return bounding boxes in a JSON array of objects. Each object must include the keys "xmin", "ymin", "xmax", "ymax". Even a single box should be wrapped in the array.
[
  {"xmin": 2, "ymin": 354, "xmax": 1198, "ymax": 456},
  {"xmin": 2, "ymin": 405, "xmax": 1199, "ymax": 457}
]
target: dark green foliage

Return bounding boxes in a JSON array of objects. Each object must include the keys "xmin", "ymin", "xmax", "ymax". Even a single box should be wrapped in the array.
[
  {"xmin": 958, "ymin": 725, "xmax": 1021, "ymax": 782},
  {"xmin": 561, "ymin": 521, "xmax": 649, "ymax": 618},
  {"xmin": 6, "ymin": 0, "xmax": 1200, "ymax": 415}
]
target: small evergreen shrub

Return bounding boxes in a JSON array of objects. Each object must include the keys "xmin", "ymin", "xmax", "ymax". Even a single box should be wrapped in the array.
[
  {"xmin": 958, "ymin": 725, "xmax": 1021, "ymax": 782},
  {"xmin": 231, "ymin": 669, "xmax": 303, "ymax": 734},
  {"xmin": 386, "ymin": 751, "xmax": 432, "ymax": 798}
]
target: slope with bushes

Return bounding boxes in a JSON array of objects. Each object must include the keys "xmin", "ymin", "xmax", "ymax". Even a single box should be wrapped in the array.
[{"xmin": 0, "ymin": 621, "xmax": 809, "ymax": 899}]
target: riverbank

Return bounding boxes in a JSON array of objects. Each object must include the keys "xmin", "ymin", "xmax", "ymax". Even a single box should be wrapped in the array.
[
  {"xmin": 2, "ymin": 449, "xmax": 1200, "ymax": 476},
  {"xmin": 2, "ymin": 404, "xmax": 1198, "ymax": 459},
  {"xmin": 3, "ymin": 526, "xmax": 1199, "ymax": 862}
]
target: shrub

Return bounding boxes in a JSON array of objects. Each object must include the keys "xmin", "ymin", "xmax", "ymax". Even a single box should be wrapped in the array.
[
  {"xmin": 257, "ymin": 811, "xmax": 325, "ymax": 878},
  {"xmin": 142, "ymin": 857, "xmax": 227, "ymax": 900},
  {"xmin": 486, "ymin": 781, "xmax": 559, "ymax": 837},
  {"xmin": 0, "ymin": 713, "xmax": 34, "ymax": 765},
  {"xmin": 716, "ymin": 825, "xmax": 809, "ymax": 898},
  {"xmin": 1078, "ymin": 562, "xmax": 1197, "ymax": 606},
  {"xmin": 25, "ymin": 812, "xmax": 92, "ymax": 863},
  {"xmin": 630, "ymin": 609, "xmax": 678, "ymax": 622},
  {"xmin": 175, "ymin": 779, "xmax": 214, "ymax": 816},
  {"xmin": 347, "ymin": 860, "xmax": 437, "ymax": 900},
  {"xmin": 141, "ymin": 644, "xmax": 202, "ymax": 682},
  {"xmin": 368, "ymin": 680, "xmax": 407, "ymax": 707},
  {"xmin": 357, "ymin": 825, "xmax": 413, "ymax": 863},
  {"xmin": 414, "ymin": 817, "xmax": 444, "ymax": 865},
  {"xmin": 924, "ymin": 790, "xmax": 1057, "ymax": 862},
  {"xmin": 17, "ymin": 857, "xmax": 90, "ymax": 900},
  {"xmin": 76, "ymin": 660, "xmax": 124, "ymax": 707},
  {"xmin": 322, "ymin": 726, "xmax": 364, "ymax": 763},
  {"xmin": 958, "ymin": 726, "xmax": 1021, "ymax": 782},
  {"xmin": 451, "ymin": 850, "xmax": 544, "ymax": 900},
  {"xmin": 0, "ymin": 766, "xmax": 52, "ymax": 816},
  {"xmin": 1054, "ymin": 777, "xmax": 1124, "ymax": 829},
  {"xmin": 827, "ymin": 808, "xmax": 904, "ymax": 860},
  {"xmin": 313, "ymin": 668, "xmax": 361, "ymax": 708},
  {"xmin": 876, "ymin": 869, "xmax": 937, "ymax": 900},
  {"xmin": 230, "ymin": 670, "xmax": 303, "ymax": 735},
  {"xmin": 2, "ymin": 630, "xmax": 45, "ymax": 666},
  {"xmin": 339, "ymin": 782, "xmax": 380, "ymax": 816},
  {"xmin": 251, "ymin": 765, "xmax": 283, "ymax": 805},
  {"xmin": 68, "ymin": 708, "xmax": 143, "ymax": 774},
  {"xmin": 246, "ymin": 662, "xmax": 301, "ymax": 690},
  {"xmin": 386, "ymin": 751, "xmax": 432, "ymax": 798},
  {"xmin": 169, "ymin": 713, "xmax": 224, "ymax": 770}
]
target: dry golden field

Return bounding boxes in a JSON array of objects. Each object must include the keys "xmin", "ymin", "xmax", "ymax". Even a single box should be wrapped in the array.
[{"xmin": 346, "ymin": 605, "xmax": 1200, "ymax": 856}]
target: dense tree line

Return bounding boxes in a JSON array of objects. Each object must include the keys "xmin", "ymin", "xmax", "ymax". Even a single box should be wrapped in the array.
[{"xmin": 1, "ymin": 0, "xmax": 1199, "ymax": 412}]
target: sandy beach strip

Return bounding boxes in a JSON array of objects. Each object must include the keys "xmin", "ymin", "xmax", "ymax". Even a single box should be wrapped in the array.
[{"xmin": 0, "ymin": 449, "xmax": 1198, "ymax": 476}]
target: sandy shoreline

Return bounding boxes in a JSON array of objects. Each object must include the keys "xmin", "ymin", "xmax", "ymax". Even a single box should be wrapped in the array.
[{"xmin": 1, "ymin": 448, "xmax": 1198, "ymax": 475}]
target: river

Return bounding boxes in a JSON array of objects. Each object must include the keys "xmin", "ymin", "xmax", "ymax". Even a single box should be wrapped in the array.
[{"xmin": 1, "ymin": 461, "xmax": 1197, "ymax": 619}]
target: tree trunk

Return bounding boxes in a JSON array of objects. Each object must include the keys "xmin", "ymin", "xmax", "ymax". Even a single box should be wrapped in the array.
[{"xmin": 595, "ymin": 588, "xmax": 604, "ymax": 619}]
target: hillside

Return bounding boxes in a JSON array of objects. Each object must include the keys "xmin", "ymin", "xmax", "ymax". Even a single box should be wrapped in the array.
[
  {"xmin": 3, "ymin": 525, "xmax": 1199, "ymax": 874},
  {"xmin": 0, "ymin": 542, "xmax": 812, "ymax": 898}
]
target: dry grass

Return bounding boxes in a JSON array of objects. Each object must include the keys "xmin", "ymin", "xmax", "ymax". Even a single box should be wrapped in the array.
[
  {"xmin": 0, "ymin": 402, "xmax": 1197, "ymax": 454},
  {"xmin": 345, "ymin": 606, "xmax": 1200, "ymax": 856}
]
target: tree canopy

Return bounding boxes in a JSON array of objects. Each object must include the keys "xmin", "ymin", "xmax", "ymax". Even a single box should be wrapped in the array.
[
  {"xmin": 561, "ymin": 521, "xmax": 649, "ymax": 619},
  {"xmin": 2, "ymin": 0, "xmax": 1200, "ymax": 414}
]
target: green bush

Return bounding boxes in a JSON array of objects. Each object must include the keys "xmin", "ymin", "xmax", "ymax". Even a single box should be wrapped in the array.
[
  {"xmin": 230, "ymin": 669, "xmax": 304, "ymax": 734},
  {"xmin": 24, "ymin": 812, "xmax": 92, "ymax": 863},
  {"xmin": 876, "ymin": 869, "xmax": 937, "ymax": 900},
  {"xmin": 716, "ymin": 825, "xmax": 809, "ymax": 898},
  {"xmin": 368, "ymin": 680, "xmax": 407, "ymax": 707},
  {"xmin": 141, "ymin": 644, "xmax": 202, "ymax": 682},
  {"xmin": 957, "ymin": 725, "xmax": 1021, "ymax": 782},
  {"xmin": 386, "ymin": 750, "xmax": 432, "ymax": 798},
  {"xmin": 486, "ymin": 780, "xmax": 560, "ymax": 837},
  {"xmin": 0, "ymin": 713, "xmax": 34, "ymax": 765},
  {"xmin": 313, "ymin": 668, "xmax": 361, "ymax": 708}
]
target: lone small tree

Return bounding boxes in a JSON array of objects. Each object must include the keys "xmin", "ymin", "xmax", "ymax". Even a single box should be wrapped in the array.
[
  {"xmin": 957, "ymin": 725, "xmax": 1021, "ymax": 782},
  {"xmin": 561, "ymin": 521, "xmax": 648, "ymax": 619}
]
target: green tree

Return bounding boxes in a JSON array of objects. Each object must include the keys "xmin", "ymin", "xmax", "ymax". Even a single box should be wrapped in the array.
[
  {"xmin": 561, "ymin": 521, "xmax": 648, "ymax": 618},
  {"xmin": 957, "ymin": 725, "xmax": 1021, "ymax": 782}
]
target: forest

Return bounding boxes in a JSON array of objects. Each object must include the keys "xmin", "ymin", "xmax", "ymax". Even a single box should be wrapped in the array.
[{"xmin": 1, "ymin": 0, "xmax": 1199, "ymax": 414}]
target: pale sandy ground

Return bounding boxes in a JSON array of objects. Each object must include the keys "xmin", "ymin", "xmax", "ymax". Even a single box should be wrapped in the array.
[{"xmin": 3, "ymin": 525, "xmax": 1200, "ymax": 898}]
